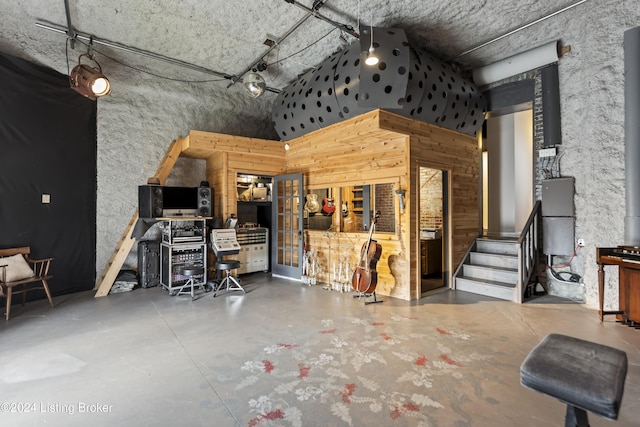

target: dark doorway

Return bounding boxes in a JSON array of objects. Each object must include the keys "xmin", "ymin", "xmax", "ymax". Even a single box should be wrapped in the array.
[{"xmin": 419, "ymin": 166, "xmax": 448, "ymax": 293}]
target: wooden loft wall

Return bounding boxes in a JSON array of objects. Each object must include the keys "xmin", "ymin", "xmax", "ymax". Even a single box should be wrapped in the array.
[
  {"xmin": 285, "ymin": 111, "xmax": 409, "ymax": 187},
  {"xmin": 181, "ymin": 131, "xmax": 286, "ymax": 220},
  {"xmin": 391, "ymin": 115, "xmax": 480, "ymax": 299},
  {"xmin": 95, "ymin": 133, "xmax": 282, "ymax": 297},
  {"xmin": 97, "ymin": 110, "xmax": 479, "ymax": 300},
  {"xmin": 283, "ymin": 109, "xmax": 480, "ymax": 301},
  {"xmin": 284, "ymin": 110, "xmax": 411, "ymax": 299}
]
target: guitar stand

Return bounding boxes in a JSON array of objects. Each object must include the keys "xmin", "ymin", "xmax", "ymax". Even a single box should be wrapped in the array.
[{"xmin": 353, "ymin": 291, "xmax": 383, "ymax": 305}]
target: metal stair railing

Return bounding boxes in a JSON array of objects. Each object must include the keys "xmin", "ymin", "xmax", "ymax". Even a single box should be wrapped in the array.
[{"xmin": 516, "ymin": 201, "xmax": 541, "ymax": 303}]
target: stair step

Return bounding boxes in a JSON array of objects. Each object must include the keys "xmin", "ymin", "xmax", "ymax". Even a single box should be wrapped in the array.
[
  {"xmin": 463, "ymin": 264, "xmax": 518, "ymax": 283},
  {"xmin": 470, "ymin": 252, "xmax": 518, "ymax": 269},
  {"xmin": 476, "ymin": 238, "xmax": 518, "ymax": 256},
  {"xmin": 455, "ymin": 276, "xmax": 516, "ymax": 301}
]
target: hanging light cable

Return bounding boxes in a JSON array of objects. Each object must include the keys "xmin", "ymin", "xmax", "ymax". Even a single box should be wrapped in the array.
[{"xmin": 364, "ymin": 6, "xmax": 378, "ymax": 66}]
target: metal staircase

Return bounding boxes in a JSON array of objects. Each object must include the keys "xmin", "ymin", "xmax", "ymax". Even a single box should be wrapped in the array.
[{"xmin": 454, "ymin": 201, "xmax": 541, "ymax": 303}]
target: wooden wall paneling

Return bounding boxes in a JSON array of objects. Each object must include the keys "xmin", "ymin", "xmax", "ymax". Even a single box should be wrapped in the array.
[
  {"xmin": 304, "ymin": 230, "xmax": 408, "ymax": 300},
  {"xmin": 409, "ymin": 124, "xmax": 480, "ymax": 291},
  {"xmin": 291, "ymin": 113, "xmax": 412, "ymax": 300},
  {"xmin": 287, "ymin": 136, "xmax": 407, "ymax": 188},
  {"xmin": 396, "ymin": 138, "xmax": 414, "ymax": 300},
  {"xmin": 100, "ymin": 112, "xmax": 479, "ymax": 302},
  {"xmin": 304, "ymin": 166, "xmax": 407, "ymax": 189},
  {"xmin": 409, "ymin": 158, "xmax": 420, "ymax": 299},
  {"xmin": 225, "ymin": 168, "xmax": 237, "ymax": 218},
  {"xmin": 289, "ymin": 110, "xmax": 386, "ymax": 148},
  {"xmin": 205, "ymin": 152, "xmax": 227, "ymax": 220},
  {"xmin": 183, "ymin": 131, "xmax": 286, "ymax": 221},
  {"xmin": 228, "ymin": 153, "xmax": 286, "ymax": 172},
  {"xmin": 182, "ymin": 131, "xmax": 282, "ymax": 158}
]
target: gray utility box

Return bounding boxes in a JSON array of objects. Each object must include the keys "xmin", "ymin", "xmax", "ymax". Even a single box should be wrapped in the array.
[
  {"xmin": 542, "ymin": 178, "xmax": 575, "ymax": 217},
  {"xmin": 542, "ymin": 178, "xmax": 575, "ymax": 256},
  {"xmin": 543, "ymin": 217, "xmax": 575, "ymax": 256}
]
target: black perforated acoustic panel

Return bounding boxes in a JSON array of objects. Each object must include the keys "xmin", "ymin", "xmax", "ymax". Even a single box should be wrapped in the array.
[
  {"xmin": 272, "ymin": 27, "xmax": 486, "ymax": 140},
  {"xmin": 358, "ymin": 27, "xmax": 410, "ymax": 109}
]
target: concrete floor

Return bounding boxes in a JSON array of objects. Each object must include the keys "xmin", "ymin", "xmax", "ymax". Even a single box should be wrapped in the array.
[{"xmin": 1, "ymin": 273, "xmax": 638, "ymax": 427}]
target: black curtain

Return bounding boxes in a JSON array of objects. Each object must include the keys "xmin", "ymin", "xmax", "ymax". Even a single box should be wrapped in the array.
[{"xmin": 0, "ymin": 51, "xmax": 97, "ymax": 297}]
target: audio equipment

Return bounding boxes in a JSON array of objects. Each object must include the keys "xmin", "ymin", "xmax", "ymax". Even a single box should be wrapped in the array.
[
  {"xmin": 211, "ymin": 229, "xmax": 241, "ymax": 256},
  {"xmin": 197, "ymin": 187, "xmax": 213, "ymax": 217},
  {"xmin": 138, "ymin": 185, "xmax": 214, "ymax": 218},
  {"xmin": 138, "ymin": 185, "xmax": 163, "ymax": 218}
]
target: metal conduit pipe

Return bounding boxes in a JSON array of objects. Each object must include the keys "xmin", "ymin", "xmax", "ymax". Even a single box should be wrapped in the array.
[
  {"xmin": 36, "ymin": 21, "xmax": 234, "ymax": 80},
  {"xmin": 232, "ymin": 0, "xmax": 359, "ymax": 87},
  {"xmin": 63, "ymin": 0, "xmax": 76, "ymax": 48},
  {"xmin": 624, "ymin": 27, "xmax": 640, "ymax": 246},
  {"xmin": 455, "ymin": 0, "xmax": 589, "ymax": 58},
  {"xmin": 284, "ymin": 0, "xmax": 359, "ymax": 38},
  {"xmin": 228, "ymin": 6, "xmax": 322, "ymax": 87}
]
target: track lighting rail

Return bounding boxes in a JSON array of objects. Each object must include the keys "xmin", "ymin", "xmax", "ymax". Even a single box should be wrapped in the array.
[
  {"xmin": 37, "ymin": 20, "xmax": 285, "ymax": 94},
  {"xmin": 36, "ymin": 21, "xmax": 234, "ymax": 80},
  {"xmin": 39, "ymin": 0, "xmax": 359, "ymax": 96},
  {"xmin": 284, "ymin": 0, "xmax": 359, "ymax": 38}
]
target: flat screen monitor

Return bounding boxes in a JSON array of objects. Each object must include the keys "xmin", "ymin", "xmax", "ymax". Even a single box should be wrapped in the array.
[{"xmin": 162, "ymin": 186, "xmax": 199, "ymax": 216}]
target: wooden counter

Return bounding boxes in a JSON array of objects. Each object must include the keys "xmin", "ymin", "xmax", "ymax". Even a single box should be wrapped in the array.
[{"xmin": 421, "ymin": 238, "xmax": 442, "ymax": 276}]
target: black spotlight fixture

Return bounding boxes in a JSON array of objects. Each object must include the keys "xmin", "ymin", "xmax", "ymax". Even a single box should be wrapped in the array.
[{"xmin": 69, "ymin": 53, "xmax": 111, "ymax": 101}]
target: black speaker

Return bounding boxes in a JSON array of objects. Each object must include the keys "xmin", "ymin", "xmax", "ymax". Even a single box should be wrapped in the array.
[
  {"xmin": 139, "ymin": 185, "xmax": 164, "ymax": 218},
  {"xmin": 197, "ymin": 187, "xmax": 213, "ymax": 217}
]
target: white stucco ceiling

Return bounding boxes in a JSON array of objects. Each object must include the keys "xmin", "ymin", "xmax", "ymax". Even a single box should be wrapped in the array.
[{"xmin": 1, "ymin": 0, "xmax": 589, "ymax": 96}]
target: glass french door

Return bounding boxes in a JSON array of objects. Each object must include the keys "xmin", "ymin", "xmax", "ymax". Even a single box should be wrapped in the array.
[{"xmin": 271, "ymin": 173, "xmax": 304, "ymax": 279}]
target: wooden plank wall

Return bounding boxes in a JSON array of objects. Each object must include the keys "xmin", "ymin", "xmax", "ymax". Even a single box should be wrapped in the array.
[
  {"xmin": 182, "ymin": 131, "xmax": 286, "ymax": 220},
  {"xmin": 205, "ymin": 152, "xmax": 227, "ymax": 219},
  {"xmin": 181, "ymin": 131, "xmax": 286, "ymax": 277},
  {"xmin": 167, "ymin": 110, "xmax": 479, "ymax": 302},
  {"xmin": 379, "ymin": 114, "xmax": 480, "ymax": 299},
  {"xmin": 285, "ymin": 110, "xmax": 412, "ymax": 300}
]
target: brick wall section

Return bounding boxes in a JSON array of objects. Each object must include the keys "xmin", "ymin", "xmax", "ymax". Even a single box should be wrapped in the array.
[
  {"xmin": 374, "ymin": 183, "xmax": 395, "ymax": 232},
  {"xmin": 419, "ymin": 168, "xmax": 443, "ymax": 230}
]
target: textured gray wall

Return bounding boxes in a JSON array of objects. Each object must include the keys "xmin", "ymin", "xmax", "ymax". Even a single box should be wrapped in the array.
[
  {"xmin": 0, "ymin": 1, "xmax": 279, "ymax": 283},
  {"xmin": 453, "ymin": 1, "xmax": 635, "ymax": 310},
  {"xmin": 94, "ymin": 77, "xmax": 277, "ymax": 275},
  {"xmin": 1, "ymin": 0, "xmax": 639, "ymax": 310}
]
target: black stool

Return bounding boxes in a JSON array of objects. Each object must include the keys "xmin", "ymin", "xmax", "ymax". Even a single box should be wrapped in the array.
[
  {"xmin": 172, "ymin": 264, "xmax": 206, "ymax": 300},
  {"xmin": 213, "ymin": 260, "xmax": 245, "ymax": 297},
  {"xmin": 520, "ymin": 333, "xmax": 628, "ymax": 427}
]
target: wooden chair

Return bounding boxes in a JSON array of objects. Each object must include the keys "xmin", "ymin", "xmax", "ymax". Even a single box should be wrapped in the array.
[{"xmin": 0, "ymin": 246, "xmax": 54, "ymax": 320}]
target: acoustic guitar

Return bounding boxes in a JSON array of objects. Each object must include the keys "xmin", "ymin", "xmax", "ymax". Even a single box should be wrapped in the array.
[{"xmin": 304, "ymin": 193, "xmax": 320, "ymax": 213}]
